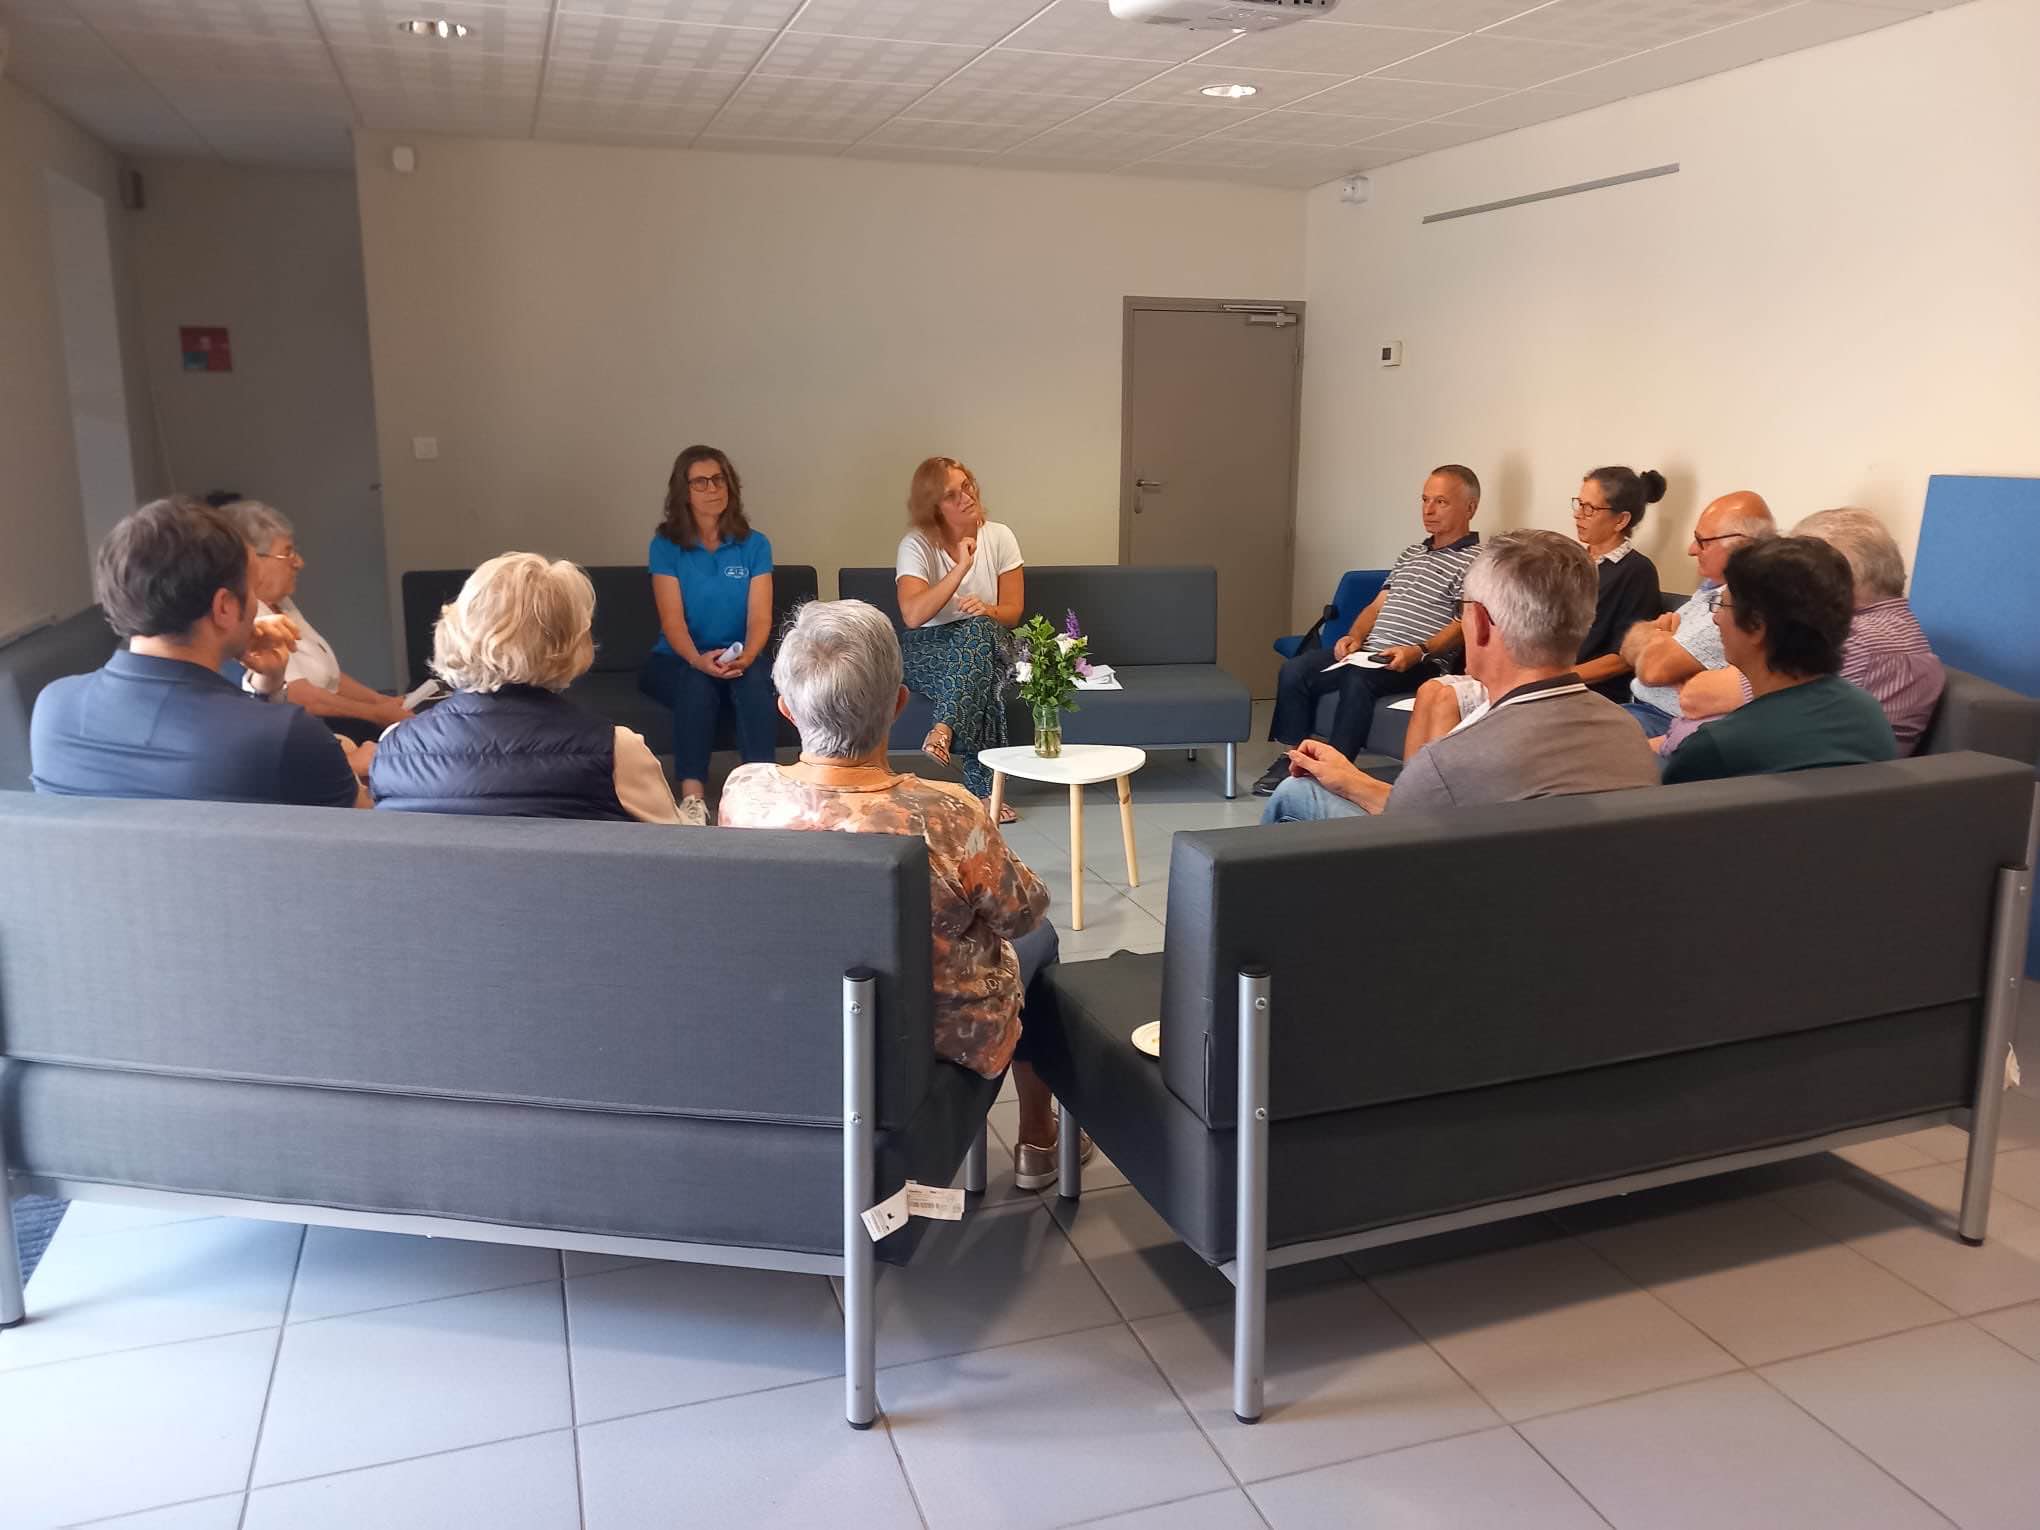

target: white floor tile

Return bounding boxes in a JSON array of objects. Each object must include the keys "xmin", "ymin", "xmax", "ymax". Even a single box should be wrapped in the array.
[
  {"xmin": 1071, "ymin": 1488, "xmax": 1266, "ymax": 1529},
  {"xmin": 1975, "ymin": 1300, "xmax": 2040, "ymax": 1361},
  {"xmin": 1832, "ymin": 1137, "xmax": 1939, "ymax": 1176},
  {"xmin": 3, "ymin": 1216, "xmax": 302, "ymax": 1372},
  {"xmin": 42, "ymin": 1200, "xmax": 218, "ymax": 1239},
  {"xmin": 1251, "ymin": 1426, "xmax": 1603, "ymax": 1529},
  {"xmin": 1368, "ymin": 1236, "xmax": 1738, "ymax": 1421},
  {"xmin": 70, "ymin": 1495, "xmax": 247, "ymax": 1529},
  {"xmin": 1340, "ymin": 1215, "xmax": 1560, "ymax": 1279},
  {"xmin": 1055, "ymin": 891, "xmax": 1166, "ymax": 958},
  {"xmin": 1121, "ymin": 876, "xmax": 1170, "ymax": 921},
  {"xmin": 566, "ymin": 1261, "xmax": 842, "ymax": 1423},
  {"xmin": 1574, "ymin": 1192, "xmax": 1952, "ymax": 1364},
  {"xmin": 1892, "ymin": 1123, "xmax": 1973, "ymax": 1163},
  {"xmin": 1772, "ymin": 1163, "xmax": 2040, "ymax": 1314},
  {"xmin": 578, "ymin": 1375, "xmax": 921, "ymax": 1530},
  {"xmin": 860, "ymin": 1201, "xmax": 1117, "ymax": 1369},
  {"xmin": 1991, "ymin": 1146, "xmax": 2040, "ymax": 1209},
  {"xmin": 1522, "ymin": 1372, "xmax": 1946, "ymax": 1530},
  {"xmin": 0, "ymin": 1328, "xmax": 276, "ymax": 1527},
  {"xmin": 1051, "ymin": 1185, "xmax": 1350, "ymax": 1322},
  {"xmin": 1764, "ymin": 1322, "xmax": 2040, "ymax": 1530},
  {"xmin": 562, "ymin": 1250, "xmax": 655, "ymax": 1278},
  {"xmin": 288, "ymin": 1228, "xmax": 559, "ymax": 1322},
  {"xmin": 243, "ymin": 1431, "xmax": 581, "ymax": 1529},
  {"xmin": 1993, "ymin": 1088, "xmax": 2040, "ymax": 1153},
  {"xmin": 254, "ymin": 1280, "xmax": 571, "ymax": 1485},
  {"xmin": 880, "ymin": 1325, "xmax": 1231, "ymax": 1530},
  {"xmin": 1135, "ymin": 1282, "xmax": 1500, "ymax": 1481}
]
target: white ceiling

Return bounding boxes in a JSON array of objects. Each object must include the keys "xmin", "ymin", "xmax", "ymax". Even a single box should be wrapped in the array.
[{"xmin": 0, "ymin": 0, "xmax": 1975, "ymax": 185}]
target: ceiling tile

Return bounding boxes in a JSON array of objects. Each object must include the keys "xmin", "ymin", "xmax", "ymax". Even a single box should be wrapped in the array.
[
  {"xmin": 1196, "ymin": 18, "xmax": 1457, "ymax": 74},
  {"xmin": 1545, "ymin": 0, "xmax": 1922, "ymax": 100},
  {"xmin": 100, "ymin": 32, "xmax": 346, "ymax": 84},
  {"xmin": 788, "ymin": 0, "xmax": 1050, "ymax": 48},
  {"xmin": 1375, "ymin": 32, "xmax": 1635, "ymax": 88},
  {"xmin": 68, "ymin": 0, "xmax": 324, "ymax": 45},
  {"xmin": 905, "ymin": 83, "xmax": 1100, "ymax": 126},
  {"xmin": 693, "ymin": 134, "xmax": 849, "ymax": 156},
  {"xmin": 338, "ymin": 43, "xmax": 544, "ymax": 95},
  {"xmin": 942, "ymin": 47, "xmax": 1170, "ymax": 98},
  {"xmin": 1068, "ymin": 97, "xmax": 1248, "ymax": 136},
  {"xmin": 537, "ymin": 95, "xmax": 726, "ymax": 133},
  {"xmin": 352, "ymin": 92, "xmax": 539, "ymax": 132},
  {"xmin": 864, "ymin": 115, "xmax": 1042, "ymax": 150},
  {"xmin": 311, "ymin": 0, "xmax": 553, "ymax": 55},
  {"xmin": 1486, "ymin": 0, "xmax": 1808, "ymax": 51},
  {"xmin": 1002, "ymin": 0, "xmax": 1227, "ymax": 62},
  {"xmin": 13, "ymin": 75, "xmax": 217, "ymax": 154},
  {"xmin": 1358, "ymin": 118, "xmax": 1500, "ymax": 150},
  {"xmin": 545, "ymin": 14, "xmax": 777, "ymax": 72},
  {"xmin": 1117, "ymin": 63, "xmax": 1351, "ymax": 109},
  {"xmin": 1430, "ymin": 87, "xmax": 1602, "ymax": 130},
  {"xmin": 754, "ymin": 31, "xmax": 980, "ymax": 88},
  {"xmin": 542, "ymin": 60, "xmax": 749, "ymax": 103},
  {"xmin": 185, "ymin": 113, "xmax": 359, "ymax": 167},
  {"xmin": 1296, "ymin": 74, "xmax": 1508, "ymax": 118},
  {"xmin": 1323, "ymin": 0, "xmax": 1547, "ymax": 24},
  {"xmin": 843, "ymin": 143, "xmax": 1003, "ymax": 165},
  {"xmin": 1197, "ymin": 109, "xmax": 1403, "ymax": 147},
  {"xmin": 1004, "ymin": 121, "xmax": 1183, "ymax": 162},
  {"xmin": 995, "ymin": 151, "xmax": 1123, "ymax": 172},
  {"xmin": 0, "ymin": 12, "xmax": 144, "ymax": 84},
  {"xmin": 554, "ymin": 0, "xmax": 803, "ymax": 22},
  {"xmin": 710, "ymin": 72, "xmax": 929, "ymax": 138}
]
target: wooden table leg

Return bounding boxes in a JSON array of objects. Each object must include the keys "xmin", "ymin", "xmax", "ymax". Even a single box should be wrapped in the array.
[
  {"xmin": 1069, "ymin": 782, "xmax": 1085, "ymax": 931},
  {"xmin": 1116, "ymin": 775, "xmax": 1138, "ymax": 888},
  {"xmin": 989, "ymin": 771, "xmax": 1006, "ymax": 828}
]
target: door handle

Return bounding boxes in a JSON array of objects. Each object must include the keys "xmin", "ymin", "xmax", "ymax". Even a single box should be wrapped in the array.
[{"xmin": 1134, "ymin": 478, "xmax": 1163, "ymax": 513}]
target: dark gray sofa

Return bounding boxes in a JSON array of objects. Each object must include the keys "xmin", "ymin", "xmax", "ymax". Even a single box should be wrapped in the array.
[
  {"xmin": 1029, "ymin": 752, "xmax": 2038, "ymax": 1422},
  {"xmin": 0, "ymin": 796, "xmax": 1004, "ymax": 1427},
  {"xmin": 0, "ymin": 609, "xmax": 117, "ymax": 792},
  {"xmin": 837, "ymin": 565, "xmax": 1254, "ymax": 795},
  {"xmin": 400, "ymin": 564, "xmax": 821, "ymax": 754}
]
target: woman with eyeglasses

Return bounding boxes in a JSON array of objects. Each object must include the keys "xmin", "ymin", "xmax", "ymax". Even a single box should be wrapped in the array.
[
  {"xmin": 638, "ymin": 445, "xmax": 776, "ymax": 826},
  {"xmin": 225, "ymin": 499, "xmax": 412, "ymax": 744},
  {"xmin": 1567, "ymin": 466, "xmax": 1666, "ymax": 700},
  {"xmin": 894, "ymin": 456, "xmax": 1026, "ymax": 823}
]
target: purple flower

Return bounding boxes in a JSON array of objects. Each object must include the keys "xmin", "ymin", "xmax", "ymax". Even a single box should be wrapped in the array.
[
  {"xmin": 1075, "ymin": 657, "xmax": 1094, "ymax": 678},
  {"xmin": 1064, "ymin": 609, "xmax": 1083, "ymax": 639}
]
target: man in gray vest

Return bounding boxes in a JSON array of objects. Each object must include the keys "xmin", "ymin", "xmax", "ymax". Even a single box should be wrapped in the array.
[{"xmin": 1263, "ymin": 530, "xmax": 1660, "ymax": 821}]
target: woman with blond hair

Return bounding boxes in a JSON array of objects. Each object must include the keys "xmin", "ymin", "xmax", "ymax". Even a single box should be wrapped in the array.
[
  {"xmin": 894, "ymin": 456, "xmax": 1025, "ymax": 821},
  {"xmin": 370, "ymin": 552, "xmax": 680, "ymax": 822}
]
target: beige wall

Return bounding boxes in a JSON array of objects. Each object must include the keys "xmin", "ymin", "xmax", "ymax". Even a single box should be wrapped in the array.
[
  {"xmin": 130, "ymin": 159, "xmax": 393, "ymax": 684},
  {"xmin": 0, "ymin": 80, "xmax": 164, "ymax": 638},
  {"xmin": 352, "ymin": 133, "xmax": 1305, "ymax": 646},
  {"xmin": 1295, "ymin": 0, "xmax": 2040, "ymax": 621}
]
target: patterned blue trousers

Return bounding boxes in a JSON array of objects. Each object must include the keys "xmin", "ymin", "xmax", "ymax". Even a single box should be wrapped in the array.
[{"xmin": 900, "ymin": 617, "xmax": 1011, "ymax": 799}]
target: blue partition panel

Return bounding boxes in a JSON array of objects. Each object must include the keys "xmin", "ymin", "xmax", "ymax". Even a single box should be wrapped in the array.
[{"xmin": 1911, "ymin": 474, "xmax": 2040, "ymax": 974}]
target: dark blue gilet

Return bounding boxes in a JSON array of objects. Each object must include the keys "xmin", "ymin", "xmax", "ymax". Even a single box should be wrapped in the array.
[{"xmin": 369, "ymin": 685, "xmax": 630, "ymax": 820}]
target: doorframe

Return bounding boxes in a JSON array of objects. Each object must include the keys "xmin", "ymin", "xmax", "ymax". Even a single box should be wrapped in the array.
[{"xmin": 1117, "ymin": 295, "xmax": 1307, "ymax": 570}]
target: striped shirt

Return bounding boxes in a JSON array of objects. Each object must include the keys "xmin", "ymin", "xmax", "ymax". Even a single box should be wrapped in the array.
[
  {"xmin": 1367, "ymin": 533, "xmax": 1481, "ymax": 656},
  {"xmin": 1840, "ymin": 598, "xmax": 1944, "ymax": 755}
]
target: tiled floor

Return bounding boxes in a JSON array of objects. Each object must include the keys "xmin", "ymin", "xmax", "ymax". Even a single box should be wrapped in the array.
[{"xmin": 9, "ymin": 736, "xmax": 2040, "ymax": 1529}]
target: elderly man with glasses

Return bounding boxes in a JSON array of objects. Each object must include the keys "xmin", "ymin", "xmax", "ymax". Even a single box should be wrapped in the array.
[
  {"xmin": 1616, "ymin": 491, "xmax": 1774, "ymax": 738},
  {"xmin": 1262, "ymin": 531, "xmax": 1660, "ymax": 822}
]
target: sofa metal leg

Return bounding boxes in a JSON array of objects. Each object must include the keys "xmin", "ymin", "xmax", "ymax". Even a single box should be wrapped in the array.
[
  {"xmin": 842, "ymin": 970, "xmax": 878, "ymax": 1428},
  {"xmin": 1057, "ymin": 1101, "xmax": 1082, "ymax": 1200},
  {"xmin": 1187, "ymin": 748, "xmax": 1198, "ymax": 763},
  {"xmin": 1234, "ymin": 967, "xmax": 1271, "ymax": 1423},
  {"xmin": 964, "ymin": 1119, "xmax": 988, "ymax": 1195},
  {"xmin": 1224, "ymin": 742, "xmax": 1237, "ymax": 800},
  {"xmin": 0, "ymin": 1095, "xmax": 24, "ymax": 1329},
  {"xmin": 1961, "ymin": 814, "xmax": 2036, "ymax": 1245}
]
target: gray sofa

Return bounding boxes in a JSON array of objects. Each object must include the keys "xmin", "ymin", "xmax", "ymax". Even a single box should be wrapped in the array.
[
  {"xmin": 0, "ymin": 609, "xmax": 117, "ymax": 792},
  {"xmin": 400, "ymin": 564, "xmax": 821, "ymax": 753},
  {"xmin": 0, "ymin": 797, "xmax": 1006, "ymax": 1427},
  {"xmin": 1030, "ymin": 751, "xmax": 2038, "ymax": 1421},
  {"xmin": 837, "ymin": 565, "xmax": 1255, "ymax": 795}
]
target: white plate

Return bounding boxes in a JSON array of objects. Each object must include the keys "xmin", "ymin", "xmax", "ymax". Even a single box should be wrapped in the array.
[{"xmin": 1130, "ymin": 1021, "xmax": 1160, "ymax": 1058}]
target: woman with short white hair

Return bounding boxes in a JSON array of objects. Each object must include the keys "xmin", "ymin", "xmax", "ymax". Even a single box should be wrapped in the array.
[
  {"xmin": 720, "ymin": 599, "xmax": 1089, "ymax": 1189},
  {"xmin": 369, "ymin": 552, "xmax": 680, "ymax": 822},
  {"xmin": 225, "ymin": 500, "xmax": 409, "ymax": 743}
]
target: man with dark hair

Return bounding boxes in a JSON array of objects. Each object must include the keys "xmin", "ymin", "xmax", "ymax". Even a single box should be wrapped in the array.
[
  {"xmin": 30, "ymin": 498, "xmax": 366, "ymax": 806},
  {"xmin": 1254, "ymin": 464, "xmax": 1482, "ymax": 795},
  {"xmin": 1660, "ymin": 537, "xmax": 1895, "ymax": 785}
]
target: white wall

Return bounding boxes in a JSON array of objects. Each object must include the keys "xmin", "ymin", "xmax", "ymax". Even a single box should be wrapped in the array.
[
  {"xmin": 44, "ymin": 169, "xmax": 141, "ymax": 555},
  {"xmin": 0, "ymin": 80, "xmax": 163, "ymax": 639},
  {"xmin": 352, "ymin": 133, "xmax": 1305, "ymax": 646},
  {"xmin": 129, "ymin": 159, "xmax": 394, "ymax": 684},
  {"xmin": 1295, "ymin": 0, "xmax": 2040, "ymax": 620}
]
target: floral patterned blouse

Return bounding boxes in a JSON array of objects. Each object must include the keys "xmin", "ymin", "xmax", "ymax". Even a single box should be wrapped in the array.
[{"xmin": 719, "ymin": 766, "xmax": 1050, "ymax": 1077}]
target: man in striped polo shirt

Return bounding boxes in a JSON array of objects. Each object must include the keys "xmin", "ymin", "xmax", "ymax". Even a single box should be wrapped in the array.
[{"xmin": 1255, "ymin": 464, "xmax": 1482, "ymax": 795}]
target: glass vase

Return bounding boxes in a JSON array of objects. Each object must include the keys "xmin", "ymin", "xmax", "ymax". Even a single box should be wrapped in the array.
[{"xmin": 1031, "ymin": 702, "xmax": 1063, "ymax": 759}]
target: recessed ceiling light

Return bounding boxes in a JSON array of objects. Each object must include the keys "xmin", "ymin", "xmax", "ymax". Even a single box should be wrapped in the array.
[
  {"xmin": 1200, "ymin": 83, "xmax": 1259, "ymax": 99},
  {"xmin": 396, "ymin": 18, "xmax": 469, "ymax": 40}
]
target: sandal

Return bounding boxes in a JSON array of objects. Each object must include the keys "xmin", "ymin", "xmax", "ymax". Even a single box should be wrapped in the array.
[
  {"xmin": 993, "ymin": 800, "xmax": 1019, "ymax": 826},
  {"xmin": 921, "ymin": 723, "xmax": 952, "ymax": 769}
]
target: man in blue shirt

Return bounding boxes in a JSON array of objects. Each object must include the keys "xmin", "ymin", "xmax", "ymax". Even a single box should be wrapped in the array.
[{"xmin": 31, "ymin": 497, "xmax": 365, "ymax": 808}]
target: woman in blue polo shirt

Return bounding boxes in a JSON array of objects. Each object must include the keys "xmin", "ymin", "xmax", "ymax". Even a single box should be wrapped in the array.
[{"xmin": 638, "ymin": 445, "xmax": 774, "ymax": 825}]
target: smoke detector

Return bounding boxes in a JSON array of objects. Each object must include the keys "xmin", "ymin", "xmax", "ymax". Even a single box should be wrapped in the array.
[{"xmin": 1107, "ymin": 0, "xmax": 1338, "ymax": 32}]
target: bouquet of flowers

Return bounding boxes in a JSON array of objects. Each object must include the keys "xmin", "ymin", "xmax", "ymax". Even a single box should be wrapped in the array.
[{"xmin": 1015, "ymin": 610, "xmax": 1091, "ymax": 756}]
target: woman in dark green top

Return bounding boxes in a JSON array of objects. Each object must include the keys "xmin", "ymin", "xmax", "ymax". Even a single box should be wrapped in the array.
[{"xmin": 1661, "ymin": 537, "xmax": 1895, "ymax": 784}]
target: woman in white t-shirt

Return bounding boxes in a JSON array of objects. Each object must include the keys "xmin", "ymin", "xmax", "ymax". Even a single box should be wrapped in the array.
[
  {"xmin": 895, "ymin": 457, "xmax": 1025, "ymax": 821},
  {"xmin": 227, "ymin": 501, "xmax": 412, "ymax": 745}
]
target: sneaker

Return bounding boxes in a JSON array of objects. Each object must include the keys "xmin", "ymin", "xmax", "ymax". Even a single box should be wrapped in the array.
[
  {"xmin": 1012, "ymin": 1131, "xmax": 1095, "ymax": 1191},
  {"xmin": 678, "ymin": 795, "xmax": 709, "ymax": 827},
  {"xmin": 1250, "ymin": 756, "xmax": 1293, "ymax": 797}
]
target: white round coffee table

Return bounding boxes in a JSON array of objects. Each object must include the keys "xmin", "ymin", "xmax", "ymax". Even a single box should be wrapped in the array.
[{"xmin": 978, "ymin": 743, "xmax": 1147, "ymax": 931}]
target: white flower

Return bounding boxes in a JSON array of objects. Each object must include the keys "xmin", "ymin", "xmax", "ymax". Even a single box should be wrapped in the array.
[{"xmin": 1056, "ymin": 635, "xmax": 1078, "ymax": 653}]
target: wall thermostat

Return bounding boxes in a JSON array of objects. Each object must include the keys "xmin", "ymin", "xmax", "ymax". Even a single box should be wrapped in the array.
[
  {"xmin": 392, "ymin": 145, "xmax": 417, "ymax": 174},
  {"xmin": 1379, "ymin": 340, "xmax": 1403, "ymax": 367},
  {"xmin": 1339, "ymin": 175, "xmax": 1371, "ymax": 205}
]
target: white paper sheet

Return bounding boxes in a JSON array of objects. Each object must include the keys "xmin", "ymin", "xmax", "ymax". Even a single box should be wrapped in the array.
[{"xmin": 1322, "ymin": 651, "xmax": 1387, "ymax": 672}]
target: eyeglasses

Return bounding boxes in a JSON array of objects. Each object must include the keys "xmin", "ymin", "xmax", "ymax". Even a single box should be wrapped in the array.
[
  {"xmin": 1570, "ymin": 497, "xmax": 1614, "ymax": 517},
  {"xmin": 1458, "ymin": 598, "xmax": 1490, "ymax": 622},
  {"xmin": 1708, "ymin": 590, "xmax": 1736, "ymax": 613},
  {"xmin": 1693, "ymin": 531, "xmax": 1747, "ymax": 548},
  {"xmin": 940, "ymin": 485, "xmax": 978, "ymax": 506},
  {"xmin": 687, "ymin": 473, "xmax": 728, "ymax": 492},
  {"xmin": 258, "ymin": 548, "xmax": 303, "ymax": 567}
]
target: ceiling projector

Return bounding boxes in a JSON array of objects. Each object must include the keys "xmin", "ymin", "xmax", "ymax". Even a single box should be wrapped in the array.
[{"xmin": 1107, "ymin": 0, "xmax": 1338, "ymax": 32}]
